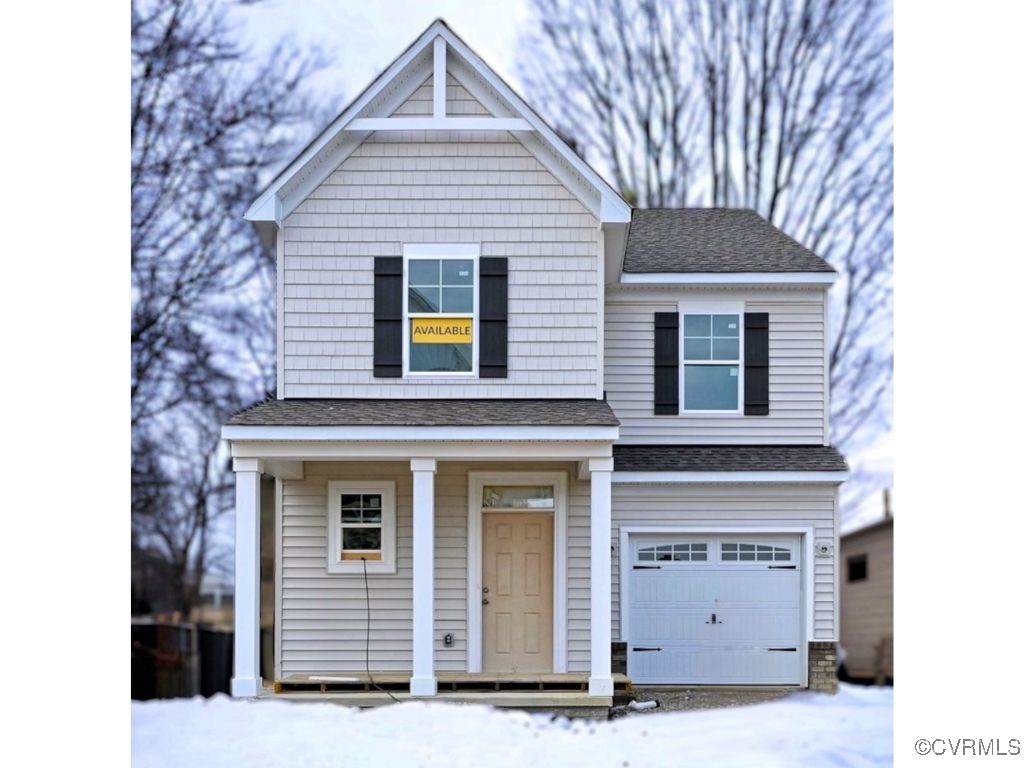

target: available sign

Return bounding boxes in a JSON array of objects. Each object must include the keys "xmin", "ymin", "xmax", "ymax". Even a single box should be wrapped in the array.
[{"xmin": 411, "ymin": 317, "xmax": 473, "ymax": 344}]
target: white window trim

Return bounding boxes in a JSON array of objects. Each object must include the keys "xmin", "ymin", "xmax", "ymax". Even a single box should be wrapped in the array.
[
  {"xmin": 402, "ymin": 244, "xmax": 481, "ymax": 378},
  {"xmin": 678, "ymin": 300, "xmax": 745, "ymax": 415},
  {"xmin": 466, "ymin": 471, "xmax": 568, "ymax": 673},
  {"xmin": 326, "ymin": 480, "xmax": 397, "ymax": 574}
]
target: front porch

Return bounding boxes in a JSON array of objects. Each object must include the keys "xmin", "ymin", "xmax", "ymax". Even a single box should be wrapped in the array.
[
  {"xmin": 221, "ymin": 399, "xmax": 621, "ymax": 703},
  {"xmin": 263, "ymin": 672, "xmax": 630, "ymax": 713}
]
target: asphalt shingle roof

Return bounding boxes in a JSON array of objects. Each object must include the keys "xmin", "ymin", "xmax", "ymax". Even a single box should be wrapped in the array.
[
  {"xmin": 623, "ymin": 208, "xmax": 835, "ymax": 273},
  {"xmin": 227, "ymin": 398, "xmax": 620, "ymax": 427},
  {"xmin": 613, "ymin": 444, "xmax": 848, "ymax": 473}
]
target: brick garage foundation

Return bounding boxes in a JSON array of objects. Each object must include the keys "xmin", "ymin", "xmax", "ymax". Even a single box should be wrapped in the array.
[{"xmin": 808, "ymin": 641, "xmax": 838, "ymax": 693}]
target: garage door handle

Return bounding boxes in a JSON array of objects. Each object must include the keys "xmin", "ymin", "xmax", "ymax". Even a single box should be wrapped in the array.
[
  {"xmin": 768, "ymin": 565, "xmax": 796, "ymax": 570},
  {"xmin": 632, "ymin": 647, "xmax": 662, "ymax": 652},
  {"xmin": 633, "ymin": 565, "xmax": 661, "ymax": 570},
  {"xmin": 768, "ymin": 647, "xmax": 798, "ymax": 652}
]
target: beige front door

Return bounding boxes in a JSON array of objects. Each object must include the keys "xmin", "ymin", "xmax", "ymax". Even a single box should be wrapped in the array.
[{"xmin": 482, "ymin": 512, "xmax": 554, "ymax": 673}]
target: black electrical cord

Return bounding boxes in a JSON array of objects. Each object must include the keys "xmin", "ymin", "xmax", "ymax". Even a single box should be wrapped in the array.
[{"xmin": 362, "ymin": 556, "xmax": 400, "ymax": 702}]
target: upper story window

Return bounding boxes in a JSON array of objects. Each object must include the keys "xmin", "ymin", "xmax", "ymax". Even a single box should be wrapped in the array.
[
  {"xmin": 405, "ymin": 246, "xmax": 478, "ymax": 375},
  {"xmin": 681, "ymin": 305, "xmax": 742, "ymax": 412}
]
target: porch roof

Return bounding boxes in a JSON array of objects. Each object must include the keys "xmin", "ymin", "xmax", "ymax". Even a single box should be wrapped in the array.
[
  {"xmin": 227, "ymin": 398, "xmax": 620, "ymax": 428},
  {"xmin": 612, "ymin": 444, "xmax": 848, "ymax": 472}
]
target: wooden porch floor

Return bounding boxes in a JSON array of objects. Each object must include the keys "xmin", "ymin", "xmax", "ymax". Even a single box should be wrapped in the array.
[{"xmin": 263, "ymin": 672, "xmax": 630, "ymax": 710}]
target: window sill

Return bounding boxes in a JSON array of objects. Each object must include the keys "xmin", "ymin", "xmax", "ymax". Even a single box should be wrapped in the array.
[
  {"xmin": 678, "ymin": 411, "xmax": 745, "ymax": 417},
  {"xmin": 327, "ymin": 560, "xmax": 397, "ymax": 575}
]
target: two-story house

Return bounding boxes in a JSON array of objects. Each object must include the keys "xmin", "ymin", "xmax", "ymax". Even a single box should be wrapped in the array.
[{"xmin": 221, "ymin": 20, "xmax": 848, "ymax": 708}]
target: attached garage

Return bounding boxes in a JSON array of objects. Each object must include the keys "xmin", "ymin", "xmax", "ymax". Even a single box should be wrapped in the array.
[{"xmin": 624, "ymin": 533, "xmax": 805, "ymax": 685}]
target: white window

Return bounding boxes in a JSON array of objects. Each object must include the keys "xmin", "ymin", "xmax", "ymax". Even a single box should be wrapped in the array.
[
  {"xmin": 326, "ymin": 481, "xmax": 397, "ymax": 574},
  {"xmin": 680, "ymin": 302, "xmax": 743, "ymax": 412},
  {"xmin": 404, "ymin": 244, "xmax": 479, "ymax": 375}
]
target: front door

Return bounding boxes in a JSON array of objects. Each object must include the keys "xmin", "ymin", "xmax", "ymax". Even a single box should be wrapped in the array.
[{"xmin": 482, "ymin": 512, "xmax": 554, "ymax": 672}]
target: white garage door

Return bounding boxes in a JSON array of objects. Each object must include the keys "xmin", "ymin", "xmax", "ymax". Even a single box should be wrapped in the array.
[{"xmin": 627, "ymin": 535, "xmax": 803, "ymax": 685}]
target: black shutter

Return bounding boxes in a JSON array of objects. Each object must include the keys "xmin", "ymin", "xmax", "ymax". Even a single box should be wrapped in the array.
[
  {"xmin": 744, "ymin": 312, "xmax": 769, "ymax": 415},
  {"xmin": 479, "ymin": 257, "xmax": 508, "ymax": 378},
  {"xmin": 373, "ymin": 256, "xmax": 403, "ymax": 377},
  {"xmin": 654, "ymin": 312, "xmax": 679, "ymax": 414}
]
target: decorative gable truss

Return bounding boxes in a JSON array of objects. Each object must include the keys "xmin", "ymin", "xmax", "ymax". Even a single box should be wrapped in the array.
[{"xmin": 245, "ymin": 19, "xmax": 632, "ymax": 249}]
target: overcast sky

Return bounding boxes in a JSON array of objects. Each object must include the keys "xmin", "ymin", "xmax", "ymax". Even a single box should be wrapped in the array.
[{"xmin": 231, "ymin": 0, "xmax": 531, "ymax": 106}]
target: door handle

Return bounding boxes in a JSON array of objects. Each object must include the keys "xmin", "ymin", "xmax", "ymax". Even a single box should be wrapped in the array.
[
  {"xmin": 705, "ymin": 612, "xmax": 722, "ymax": 625},
  {"xmin": 482, "ymin": 598, "xmax": 489, "ymax": 605}
]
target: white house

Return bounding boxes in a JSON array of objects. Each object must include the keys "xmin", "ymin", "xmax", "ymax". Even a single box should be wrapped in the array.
[{"xmin": 222, "ymin": 19, "xmax": 847, "ymax": 709}]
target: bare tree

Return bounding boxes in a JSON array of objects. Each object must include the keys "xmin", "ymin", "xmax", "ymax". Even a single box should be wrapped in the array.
[
  {"xmin": 520, "ymin": 0, "xmax": 892, "ymax": 471},
  {"xmin": 131, "ymin": 0, "xmax": 323, "ymax": 613}
]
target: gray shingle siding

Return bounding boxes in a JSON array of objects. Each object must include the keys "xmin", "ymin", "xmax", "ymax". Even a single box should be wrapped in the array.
[
  {"xmin": 623, "ymin": 208, "xmax": 835, "ymax": 273},
  {"xmin": 613, "ymin": 444, "xmax": 848, "ymax": 472},
  {"xmin": 228, "ymin": 398, "xmax": 620, "ymax": 427}
]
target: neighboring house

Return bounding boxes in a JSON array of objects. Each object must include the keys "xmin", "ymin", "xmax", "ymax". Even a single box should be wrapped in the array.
[
  {"xmin": 221, "ymin": 20, "xmax": 847, "ymax": 705},
  {"xmin": 839, "ymin": 500, "xmax": 894, "ymax": 683}
]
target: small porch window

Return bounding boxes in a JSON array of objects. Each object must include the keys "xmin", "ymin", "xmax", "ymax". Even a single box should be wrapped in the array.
[{"xmin": 327, "ymin": 481, "xmax": 397, "ymax": 574}]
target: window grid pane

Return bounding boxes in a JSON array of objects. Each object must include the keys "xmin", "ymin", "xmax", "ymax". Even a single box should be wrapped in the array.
[
  {"xmin": 721, "ymin": 542, "xmax": 793, "ymax": 562},
  {"xmin": 408, "ymin": 257, "xmax": 475, "ymax": 373},
  {"xmin": 684, "ymin": 365, "xmax": 739, "ymax": 410},
  {"xmin": 637, "ymin": 542, "xmax": 710, "ymax": 563}
]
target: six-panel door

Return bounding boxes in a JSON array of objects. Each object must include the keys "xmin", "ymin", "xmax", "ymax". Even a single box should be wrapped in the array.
[{"xmin": 482, "ymin": 512, "xmax": 554, "ymax": 672}]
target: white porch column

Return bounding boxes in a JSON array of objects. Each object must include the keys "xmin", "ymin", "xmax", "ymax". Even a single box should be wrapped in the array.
[
  {"xmin": 231, "ymin": 458, "xmax": 263, "ymax": 697},
  {"xmin": 410, "ymin": 458, "xmax": 438, "ymax": 696},
  {"xmin": 588, "ymin": 457, "xmax": 614, "ymax": 697}
]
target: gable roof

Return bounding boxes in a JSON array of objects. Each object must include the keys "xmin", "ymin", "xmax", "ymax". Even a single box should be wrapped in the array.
[
  {"xmin": 623, "ymin": 209, "xmax": 835, "ymax": 273},
  {"xmin": 245, "ymin": 19, "xmax": 631, "ymax": 236}
]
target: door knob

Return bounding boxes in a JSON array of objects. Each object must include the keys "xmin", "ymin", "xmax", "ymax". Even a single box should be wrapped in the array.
[
  {"xmin": 482, "ymin": 598, "xmax": 489, "ymax": 605},
  {"xmin": 483, "ymin": 587, "xmax": 489, "ymax": 593}
]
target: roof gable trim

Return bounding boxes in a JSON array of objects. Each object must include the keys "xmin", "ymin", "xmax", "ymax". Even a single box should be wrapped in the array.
[{"xmin": 245, "ymin": 20, "xmax": 631, "ymax": 226}]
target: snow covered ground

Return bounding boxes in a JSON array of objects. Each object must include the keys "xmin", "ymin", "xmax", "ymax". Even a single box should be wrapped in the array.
[{"xmin": 132, "ymin": 684, "xmax": 892, "ymax": 768}]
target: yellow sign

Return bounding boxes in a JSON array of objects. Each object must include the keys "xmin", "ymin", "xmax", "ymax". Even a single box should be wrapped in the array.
[{"xmin": 411, "ymin": 317, "xmax": 473, "ymax": 344}]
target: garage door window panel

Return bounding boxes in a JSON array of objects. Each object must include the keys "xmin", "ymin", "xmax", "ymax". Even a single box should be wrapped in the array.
[
  {"xmin": 722, "ymin": 542, "xmax": 792, "ymax": 562},
  {"xmin": 637, "ymin": 542, "xmax": 708, "ymax": 563}
]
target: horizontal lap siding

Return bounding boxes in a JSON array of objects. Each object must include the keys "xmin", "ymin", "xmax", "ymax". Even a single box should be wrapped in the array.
[
  {"xmin": 606, "ymin": 290, "xmax": 827, "ymax": 443},
  {"xmin": 280, "ymin": 462, "xmax": 414, "ymax": 675},
  {"xmin": 567, "ymin": 474, "xmax": 592, "ymax": 673},
  {"xmin": 281, "ymin": 80, "xmax": 600, "ymax": 398},
  {"xmin": 280, "ymin": 461, "xmax": 590, "ymax": 676},
  {"xmin": 611, "ymin": 483, "xmax": 839, "ymax": 641},
  {"xmin": 839, "ymin": 524, "xmax": 893, "ymax": 677}
]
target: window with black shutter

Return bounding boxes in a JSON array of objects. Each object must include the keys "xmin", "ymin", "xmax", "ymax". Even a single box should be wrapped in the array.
[
  {"xmin": 743, "ymin": 312, "xmax": 769, "ymax": 415},
  {"xmin": 478, "ymin": 257, "xmax": 508, "ymax": 378},
  {"xmin": 654, "ymin": 312, "xmax": 679, "ymax": 414},
  {"xmin": 373, "ymin": 256, "xmax": 403, "ymax": 377}
]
